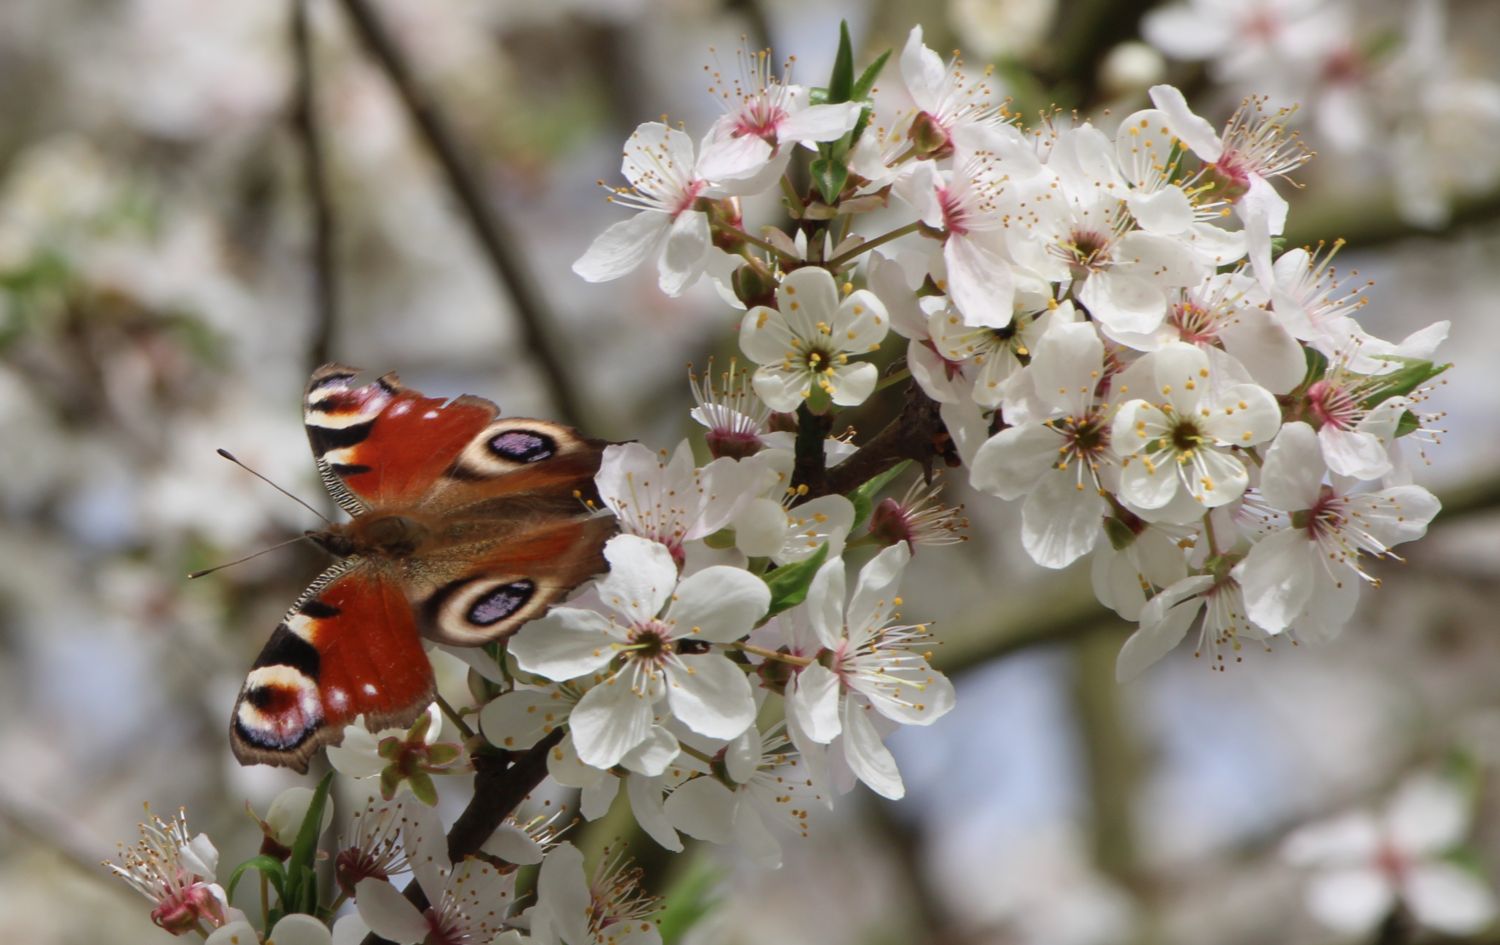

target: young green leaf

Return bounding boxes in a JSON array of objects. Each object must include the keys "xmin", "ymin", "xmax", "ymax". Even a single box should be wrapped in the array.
[
  {"xmin": 849, "ymin": 460, "xmax": 914, "ymax": 533},
  {"xmin": 811, "ymin": 156, "xmax": 850, "ymax": 205},
  {"xmin": 826, "ymin": 20, "xmax": 854, "ymax": 105},
  {"xmin": 764, "ymin": 543, "xmax": 831, "ymax": 619},
  {"xmin": 224, "ymin": 854, "xmax": 287, "ymax": 904},
  {"xmin": 1361, "ymin": 357, "xmax": 1450, "ymax": 408},
  {"xmin": 281, "ymin": 772, "xmax": 333, "ymax": 915},
  {"xmin": 657, "ymin": 857, "xmax": 725, "ymax": 945}
]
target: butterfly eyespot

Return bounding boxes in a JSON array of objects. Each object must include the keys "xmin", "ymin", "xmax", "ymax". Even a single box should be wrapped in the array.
[
  {"xmin": 489, "ymin": 430, "xmax": 556, "ymax": 463},
  {"xmin": 467, "ymin": 580, "xmax": 537, "ymax": 626}
]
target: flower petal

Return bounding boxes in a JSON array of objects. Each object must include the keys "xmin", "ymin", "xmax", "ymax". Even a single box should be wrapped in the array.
[
  {"xmin": 971, "ymin": 423, "xmax": 1059, "ymax": 499},
  {"xmin": 354, "ymin": 878, "xmax": 429, "ymax": 945},
  {"xmin": 829, "ymin": 361, "xmax": 879, "ymax": 407},
  {"xmin": 945, "ymin": 235, "xmax": 1015, "ymax": 329},
  {"xmin": 569, "ymin": 673, "xmax": 657, "ymax": 769},
  {"xmin": 664, "ymin": 654, "xmax": 756, "ymax": 740},
  {"xmin": 572, "ymin": 212, "xmax": 668, "ymax": 283},
  {"xmin": 1405, "ymin": 863, "xmax": 1499, "ymax": 935},
  {"xmin": 1021, "ymin": 470, "xmax": 1104, "ymax": 568},
  {"xmin": 1236, "ymin": 527, "xmax": 1317, "ymax": 635},
  {"xmin": 840, "ymin": 698, "xmax": 904, "ymax": 800},
  {"xmin": 508, "ymin": 609, "xmax": 618, "ymax": 681},
  {"xmin": 596, "ymin": 534, "xmax": 678, "ymax": 620},
  {"xmin": 1259, "ymin": 422, "xmax": 1325, "ymax": 512},
  {"xmin": 667, "ymin": 566, "xmax": 769, "ymax": 643},
  {"xmin": 788, "ymin": 662, "xmax": 842, "ymax": 744},
  {"xmin": 1148, "ymin": 84, "xmax": 1223, "ymax": 161},
  {"xmin": 1116, "ymin": 575, "xmax": 1214, "ymax": 681},
  {"xmin": 658, "ymin": 209, "xmax": 711, "ymax": 297},
  {"xmin": 663, "ymin": 775, "xmax": 738, "ymax": 843},
  {"xmin": 538, "ymin": 843, "xmax": 591, "ymax": 945}
]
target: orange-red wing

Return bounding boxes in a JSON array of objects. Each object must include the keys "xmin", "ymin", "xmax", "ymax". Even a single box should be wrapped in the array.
[
  {"xmin": 302, "ymin": 364, "xmax": 498, "ymax": 511},
  {"xmin": 230, "ymin": 565, "xmax": 435, "ymax": 773}
]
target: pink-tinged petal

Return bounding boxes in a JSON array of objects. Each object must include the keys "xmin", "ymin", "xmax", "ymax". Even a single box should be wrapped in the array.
[
  {"xmin": 788, "ymin": 663, "xmax": 842, "ymax": 744},
  {"xmin": 806, "ymin": 555, "xmax": 847, "ymax": 649},
  {"xmin": 667, "ymin": 566, "xmax": 769, "ymax": 643},
  {"xmin": 657, "ymin": 210, "xmax": 711, "ymax": 297},
  {"xmin": 354, "ymin": 879, "xmax": 429, "ymax": 944},
  {"xmin": 1217, "ymin": 305, "xmax": 1305, "ymax": 394},
  {"xmin": 1021, "ymin": 471, "xmax": 1105, "ymax": 568},
  {"xmin": 1259, "ymin": 422, "xmax": 1325, "ymax": 511},
  {"xmin": 779, "ymin": 101, "xmax": 863, "ymax": 142},
  {"xmin": 971, "ymin": 423, "xmax": 1058, "ymax": 499},
  {"xmin": 1127, "ymin": 185, "xmax": 1194, "ymax": 235},
  {"xmin": 1079, "ymin": 270, "xmax": 1168, "ymax": 335},
  {"xmin": 1388, "ymin": 774, "xmax": 1469, "ymax": 856},
  {"xmin": 1148, "ymin": 84, "xmax": 1222, "ymax": 161},
  {"xmin": 572, "ymin": 212, "xmax": 668, "ymax": 283},
  {"xmin": 1116, "ymin": 575, "xmax": 1215, "ymax": 681},
  {"xmin": 696, "ymin": 132, "xmax": 774, "ymax": 183},
  {"xmin": 945, "ymin": 236, "xmax": 1015, "ymax": 329},
  {"xmin": 829, "ymin": 361, "xmax": 879, "ymax": 407},
  {"xmin": 479, "ymin": 688, "xmax": 569, "ymax": 750},
  {"xmin": 1304, "ymin": 868, "xmax": 1395, "ymax": 935},
  {"xmin": 597, "ymin": 534, "xmax": 677, "ymax": 620},
  {"xmin": 663, "ymin": 654, "xmax": 756, "ymax": 739},
  {"xmin": 840, "ymin": 699, "xmax": 904, "ymax": 800},
  {"xmin": 539, "ymin": 843, "xmax": 591, "ymax": 945},
  {"xmin": 1282, "ymin": 811, "xmax": 1382, "ymax": 866},
  {"xmin": 663, "ymin": 776, "xmax": 738, "ymax": 843},
  {"xmin": 1236, "ymin": 527, "xmax": 1317, "ymax": 634},
  {"xmin": 570, "ymin": 675, "xmax": 657, "ymax": 769},
  {"xmin": 899, "ymin": 25, "xmax": 946, "ymax": 111},
  {"xmin": 627, "ymin": 774, "xmax": 684, "ymax": 852},
  {"xmin": 508, "ymin": 609, "xmax": 618, "ymax": 681},
  {"xmin": 848, "ymin": 542, "xmax": 910, "ymax": 634},
  {"xmin": 837, "ymin": 289, "xmax": 890, "ymax": 352},
  {"xmin": 1405, "ymin": 863, "xmax": 1499, "ymax": 934},
  {"xmin": 777, "ymin": 266, "xmax": 840, "ymax": 329}
]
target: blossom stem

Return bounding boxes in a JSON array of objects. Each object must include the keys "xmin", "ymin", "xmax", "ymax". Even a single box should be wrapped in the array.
[
  {"xmin": 780, "ymin": 173, "xmax": 806, "ymax": 217},
  {"xmin": 735, "ymin": 642, "xmax": 816, "ymax": 667},
  {"xmin": 714, "ymin": 222, "xmax": 800, "ymax": 262},
  {"xmin": 823, "ymin": 221, "xmax": 925, "ymax": 269},
  {"xmin": 434, "ymin": 693, "xmax": 475, "ymax": 741},
  {"xmin": 1202, "ymin": 511, "xmax": 1221, "ymax": 556},
  {"xmin": 875, "ymin": 367, "xmax": 913, "ymax": 392},
  {"xmin": 259, "ymin": 872, "xmax": 270, "ymax": 933}
]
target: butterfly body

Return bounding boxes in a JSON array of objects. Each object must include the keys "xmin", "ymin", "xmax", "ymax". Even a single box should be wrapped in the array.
[{"xmin": 231, "ymin": 365, "xmax": 614, "ymax": 772}]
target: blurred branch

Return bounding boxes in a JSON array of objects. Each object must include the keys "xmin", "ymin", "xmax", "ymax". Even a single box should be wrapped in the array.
[
  {"xmin": 1072, "ymin": 631, "xmax": 1142, "ymax": 886},
  {"xmin": 722, "ymin": 0, "xmax": 772, "ymax": 56},
  {"xmin": 0, "ymin": 788, "xmax": 128, "ymax": 895},
  {"xmin": 1286, "ymin": 183, "xmax": 1500, "ymax": 252},
  {"xmin": 337, "ymin": 0, "xmax": 587, "ymax": 428},
  {"xmin": 290, "ymin": 0, "xmax": 339, "ymax": 370}
]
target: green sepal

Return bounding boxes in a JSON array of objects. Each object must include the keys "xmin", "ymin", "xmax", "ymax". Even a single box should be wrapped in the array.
[
  {"xmin": 848, "ymin": 460, "xmax": 913, "ymax": 533},
  {"xmin": 703, "ymin": 528, "xmax": 738, "ymax": 550},
  {"xmin": 763, "ymin": 543, "xmax": 831, "ymax": 619},
  {"xmin": 224, "ymin": 854, "xmax": 287, "ymax": 904},
  {"xmin": 851, "ymin": 48, "xmax": 891, "ymax": 103},
  {"xmin": 281, "ymin": 772, "xmax": 333, "ymax": 916},
  {"xmin": 426, "ymin": 743, "xmax": 462, "ymax": 767},
  {"xmin": 1394, "ymin": 410, "xmax": 1420, "ymax": 439},
  {"xmin": 811, "ymin": 156, "xmax": 850, "ymax": 205},
  {"xmin": 657, "ymin": 857, "xmax": 724, "ymax": 945},
  {"xmin": 826, "ymin": 20, "xmax": 854, "ymax": 105},
  {"xmin": 1301, "ymin": 346, "xmax": 1329, "ymax": 388},
  {"xmin": 408, "ymin": 769, "xmax": 439, "ymax": 807}
]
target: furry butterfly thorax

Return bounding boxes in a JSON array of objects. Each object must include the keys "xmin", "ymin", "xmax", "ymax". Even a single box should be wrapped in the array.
[{"xmin": 229, "ymin": 363, "xmax": 615, "ymax": 773}]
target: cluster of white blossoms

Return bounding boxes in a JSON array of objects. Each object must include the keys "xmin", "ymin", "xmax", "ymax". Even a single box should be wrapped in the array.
[{"xmin": 108, "ymin": 23, "xmax": 1459, "ymax": 945}]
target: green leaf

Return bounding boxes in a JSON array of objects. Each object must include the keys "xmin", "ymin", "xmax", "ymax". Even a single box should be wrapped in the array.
[
  {"xmin": 763, "ymin": 543, "xmax": 830, "ymax": 619},
  {"xmin": 1301, "ymin": 346, "xmax": 1329, "ymax": 389},
  {"xmin": 826, "ymin": 20, "xmax": 854, "ymax": 105},
  {"xmin": 1361, "ymin": 357, "xmax": 1450, "ymax": 409},
  {"xmin": 811, "ymin": 157, "xmax": 849, "ymax": 206},
  {"xmin": 1394, "ymin": 409, "xmax": 1419, "ymax": 439},
  {"xmin": 851, "ymin": 48, "xmax": 891, "ymax": 103},
  {"xmin": 225, "ymin": 854, "xmax": 286, "ymax": 904},
  {"xmin": 282, "ymin": 772, "xmax": 333, "ymax": 914},
  {"xmin": 848, "ymin": 460, "xmax": 913, "ymax": 533},
  {"xmin": 657, "ymin": 858, "xmax": 724, "ymax": 944},
  {"xmin": 294, "ymin": 863, "xmax": 320, "ymax": 916}
]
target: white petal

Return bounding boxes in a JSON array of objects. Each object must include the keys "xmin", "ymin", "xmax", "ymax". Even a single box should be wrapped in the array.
[
  {"xmin": 267, "ymin": 915, "xmax": 337, "ymax": 945},
  {"xmin": 836, "ymin": 289, "xmax": 890, "ymax": 353},
  {"xmin": 1115, "ymin": 575, "xmax": 1214, "ymax": 681},
  {"xmin": 734, "ymin": 497, "xmax": 791, "ymax": 558},
  {"xmin": 1388, "ymin": 774, "xmax": 1469, "ymax": 856},
  {"xmin": 696, "ymin": 133, "xmax": 774, "ymax": 183},
  {"xmin": 840, "ymin": 699, "xmax": 904, "ymax": 800},
  {"xmin": 732, "ymin": 800, "xmax": 784, "ymax": 869},
  {"xmin": 569, "ymin": 674, "xmax": 657, "ymax": 769},
  {"xmin": 1320, "ymin": 427, "xmax": 1391, "ymax": 480},
  {"xmin": 1119, "ymin": 449, "xmax": 1180, "ymax": 511},
  {"xmin": 1127, "ymin": 185, "xmax": 1193, "ymax": 235},
  {"xmin": 1282, "ymin": 810, "xmax": 1382, "ymax": 866},
  {"xmin": 779, "ymin": 101, "xmax": 863, "ymax": 142},
  {"xmin": 538, "ymin": 843, "xmax": 591, "ymax": 945},
  {"xmin": 1304, "ymin": 868, "xmax": 1395, "ymax": 935},
  {"xmin": 572, "ymin": 212, "xmax": 668, "ymax": 283},
  {"xmin": 970, "ymin": 424, "xmax": 1059, "ymax": 499},
  {"xmin": 900, "ymin": 25, "xmax": 946, "ymax": 111},
  {"xmin": 354, "ymin": 878, "xmax": 429, "ymax": 944},
  {"xmin": 580, "ymin": 774, "xmax": 618, "ymax": 820},
  {"xmin": 739, "ymin": 305, "xmax": 796, "ymax": 365},
  {"xmin": 1217, "ymin": 305, "xmax": 1305, "ymax": 394},
  {"xmin": 778, "ymin": 266, "xmax": 840, "ymax": 327},
  {"xmin": 330, "ymin": 914, "xmax": 371, "ymax": 945},
  {"xmin": 1186, "ymin": 447, "xmax": 1249, "ymax": 508},
  {"xmin": 829, "ymin": 361, "xmax": 879, "ymax": 407},
  {"xmin": 621, "ymin": 726, "xmax": 680, "ymax": 777},
  {"xmin": 207, "ymin": 922, "xmax": 259, "ymax": 945},
  {"xmin": 806, "ymin": 555, "xmax": 847, "ymax": 650},
  {"xmin": 1079, "ymin": 270, "xmax": 1168, "ymax": 335},
  {"xmin": 848, "ymin": 542, "xmax": 910, "ymax": 634},
  {"xmin": 1032, "ymin": 319, "xmax": 1104, "ymax": 416},
  {"xmin": 724, "ymin": 728, "xmax": 760, "ymax": 783},
  {"xmin": 1259, "ymin": 422, "xmax": 1325, "ymax": 511},
  {"xmin": 486, "ymin": 822, "xmax": 545, "ymax": 865},
  {"xmin": 664, "ymin": 654, "xmax": 756, "ymax": 739},
  {"xmin": 479, "ymin": 689, "xmax": 569, "ymax": 751},
  {"xmin": 596, "ymin": 534, "xmax": 678, "ymax": 620},
  {"xmin": 508, "ymin": 609, "xmax": 618, "ymax": 681},
  {"xmin": 752, "ymin": 365, "xmax": 811, "ymax": 413},
  {"xmin": 667, "ymin": 566, "xmax": 769, "ymax": 643},
  {"xmin": 1148, "ymin": 84, "xmax": 1223, "ymax": 161},
  {"xmin": 945, "ymin": 235, "xmax": 1015, "ymax": 329},
  {"xmin": 627, "ymin": 773, "xmax": 684, "ymax": 852},
  {"xmin": 657, "ymin": 210, "xmax": 710, "ymax": 297},
  {"xmin": 663, "ymin": 776, "xmax": 738, "ymax": 843},
  {"xmin": 1021, "ymin": 471, "xmax": 1104, "ymax": 568},
  {"xmin": 788, "ymin": 663, "xmax": 842, "ymax": 744},
  {"xmin": 1405, "ymin": 863, "xmax": 1499, "ymax": 934},
  {"xmin": 1236, "ymin": 528, "xmax": 1317, "ymax": 634}
]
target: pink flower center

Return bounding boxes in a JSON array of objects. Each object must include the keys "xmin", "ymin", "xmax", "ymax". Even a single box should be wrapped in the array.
[
  {"xmin": 1168, "ymin": 300, "xmax": 1221, "ymax": 346},
  {"xmin": 670, "ymin": 179, "xmax": 706, "ymax": 219},
  {"xmin": 1306, "ymin": 379, "xmax": 1357, "ymax": 431},
  {"xmin": 937, "ymin": 186, "xmax": 970, "ymax": 236},
  {"xmin": 732, "ymin": 100, "xmax": 788, "ymax": 144},
  {"xmin": 150, "ymin": 880, "xmax": 224, "ymax": 935}
]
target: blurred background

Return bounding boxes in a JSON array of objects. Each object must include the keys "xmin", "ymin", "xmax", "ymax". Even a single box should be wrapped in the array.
[{"xmin": 3, "ymin": 0, "xmax": 1500, "ymax": 942}]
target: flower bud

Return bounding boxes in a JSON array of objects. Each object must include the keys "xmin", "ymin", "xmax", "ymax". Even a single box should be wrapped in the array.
[
  {"xmin": 733, "ymin": 257, "xmax": 777, "ymax": 309},
  {"xmin": 908, "ymin": 110, "xmax": 953, "ymax": 159}
]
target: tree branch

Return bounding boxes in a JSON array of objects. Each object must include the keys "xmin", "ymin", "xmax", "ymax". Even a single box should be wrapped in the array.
[
  {"xmin": 813, "ymin": 384, "xmax": 959, "ymax": 499},
  {"xmin": 290, "ymin": 0, "xmax": 339, "ymax": 371},
  {"xmin": 337, "ymin": 0, "xmax": 586, "ymax": 428}
]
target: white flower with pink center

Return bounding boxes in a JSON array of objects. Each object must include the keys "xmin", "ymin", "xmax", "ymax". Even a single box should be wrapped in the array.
[
  {"xmin": 1233, "ymin": 421, "xmax": 1440, "ymax": 638},
  {"xmin": 897, "ymin": 25, "xmax": 1013, "ymax": 154},
  {"xmin": 107, "ymin": 806, "xmax": 234, "ymax": 936},
  {"xmin": 529, "ymin": 842, "xmax": 662, "ymax": 945},
  {"xmin": 697, "ymin": 47, "xmax": 863, "ymax": 194},
  {"xmin": 971, "ymin": 320, "xmax": 1119, "ymax": 568},
  {"xmin": 1112, "ymin": 343, "xmax": 1281, "ymax": 523},
  {"xmin": 508, "ymin": 535, "xmax": 768, "ymax": 769},
  {"xmin": 1142, "ymin": 0, "xmax": 1348, "ymax": 83},
  {"xmin": 573, "ymin": 121, "xmax": 720, "ymax": 297},
  {"xmin": 1114, "ymin": 570, "xmax": 1274, "ymax": 680},
  {"xmin": 782, "ymin": 544, "xmax": 954, "ymax": 800},
  {"xmin": 1283, "ymin": 772, "xmax": 1497, "ymax": 936}
]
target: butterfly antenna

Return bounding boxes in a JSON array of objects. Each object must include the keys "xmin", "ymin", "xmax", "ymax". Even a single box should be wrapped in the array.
[
  {"xmin": 215, "ymin": 448, "xmax": 333, "ymax": 525},
  {"xmin": 188, "ymin": 534, "xmax": 315, "ymax": 579}
]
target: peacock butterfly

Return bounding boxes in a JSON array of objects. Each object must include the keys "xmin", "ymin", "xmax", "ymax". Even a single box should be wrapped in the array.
[{"xmin": 230, "ymin": 364, "xmax": 615, "ymax": 772}]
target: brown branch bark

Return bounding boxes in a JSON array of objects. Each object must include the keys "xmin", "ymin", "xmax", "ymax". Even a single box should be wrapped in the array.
[
  {"xmin": 814, "ymin": 384, "xmax": 959, "ymax": 499},
  {"xmin": 337, "ymin": 0, "xmax": 586, "ymax": 429},
  {"xmin": 290, "ymin": 0, "xmax": 339, "ymax": 371}
]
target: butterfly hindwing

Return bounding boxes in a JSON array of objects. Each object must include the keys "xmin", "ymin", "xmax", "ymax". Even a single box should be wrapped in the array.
[{"xmin": 230, "ymin": 565, "xmax": 435, "ymax": 773}]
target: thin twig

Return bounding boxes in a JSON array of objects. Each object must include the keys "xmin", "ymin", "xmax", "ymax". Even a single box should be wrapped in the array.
[
  {"xmin": 337, "ymin": 0, "xmax": 586, "ymax": 428},
  {"xmin": 291, "ymin": 0, "xmax": 339, "ymax": 370}
]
